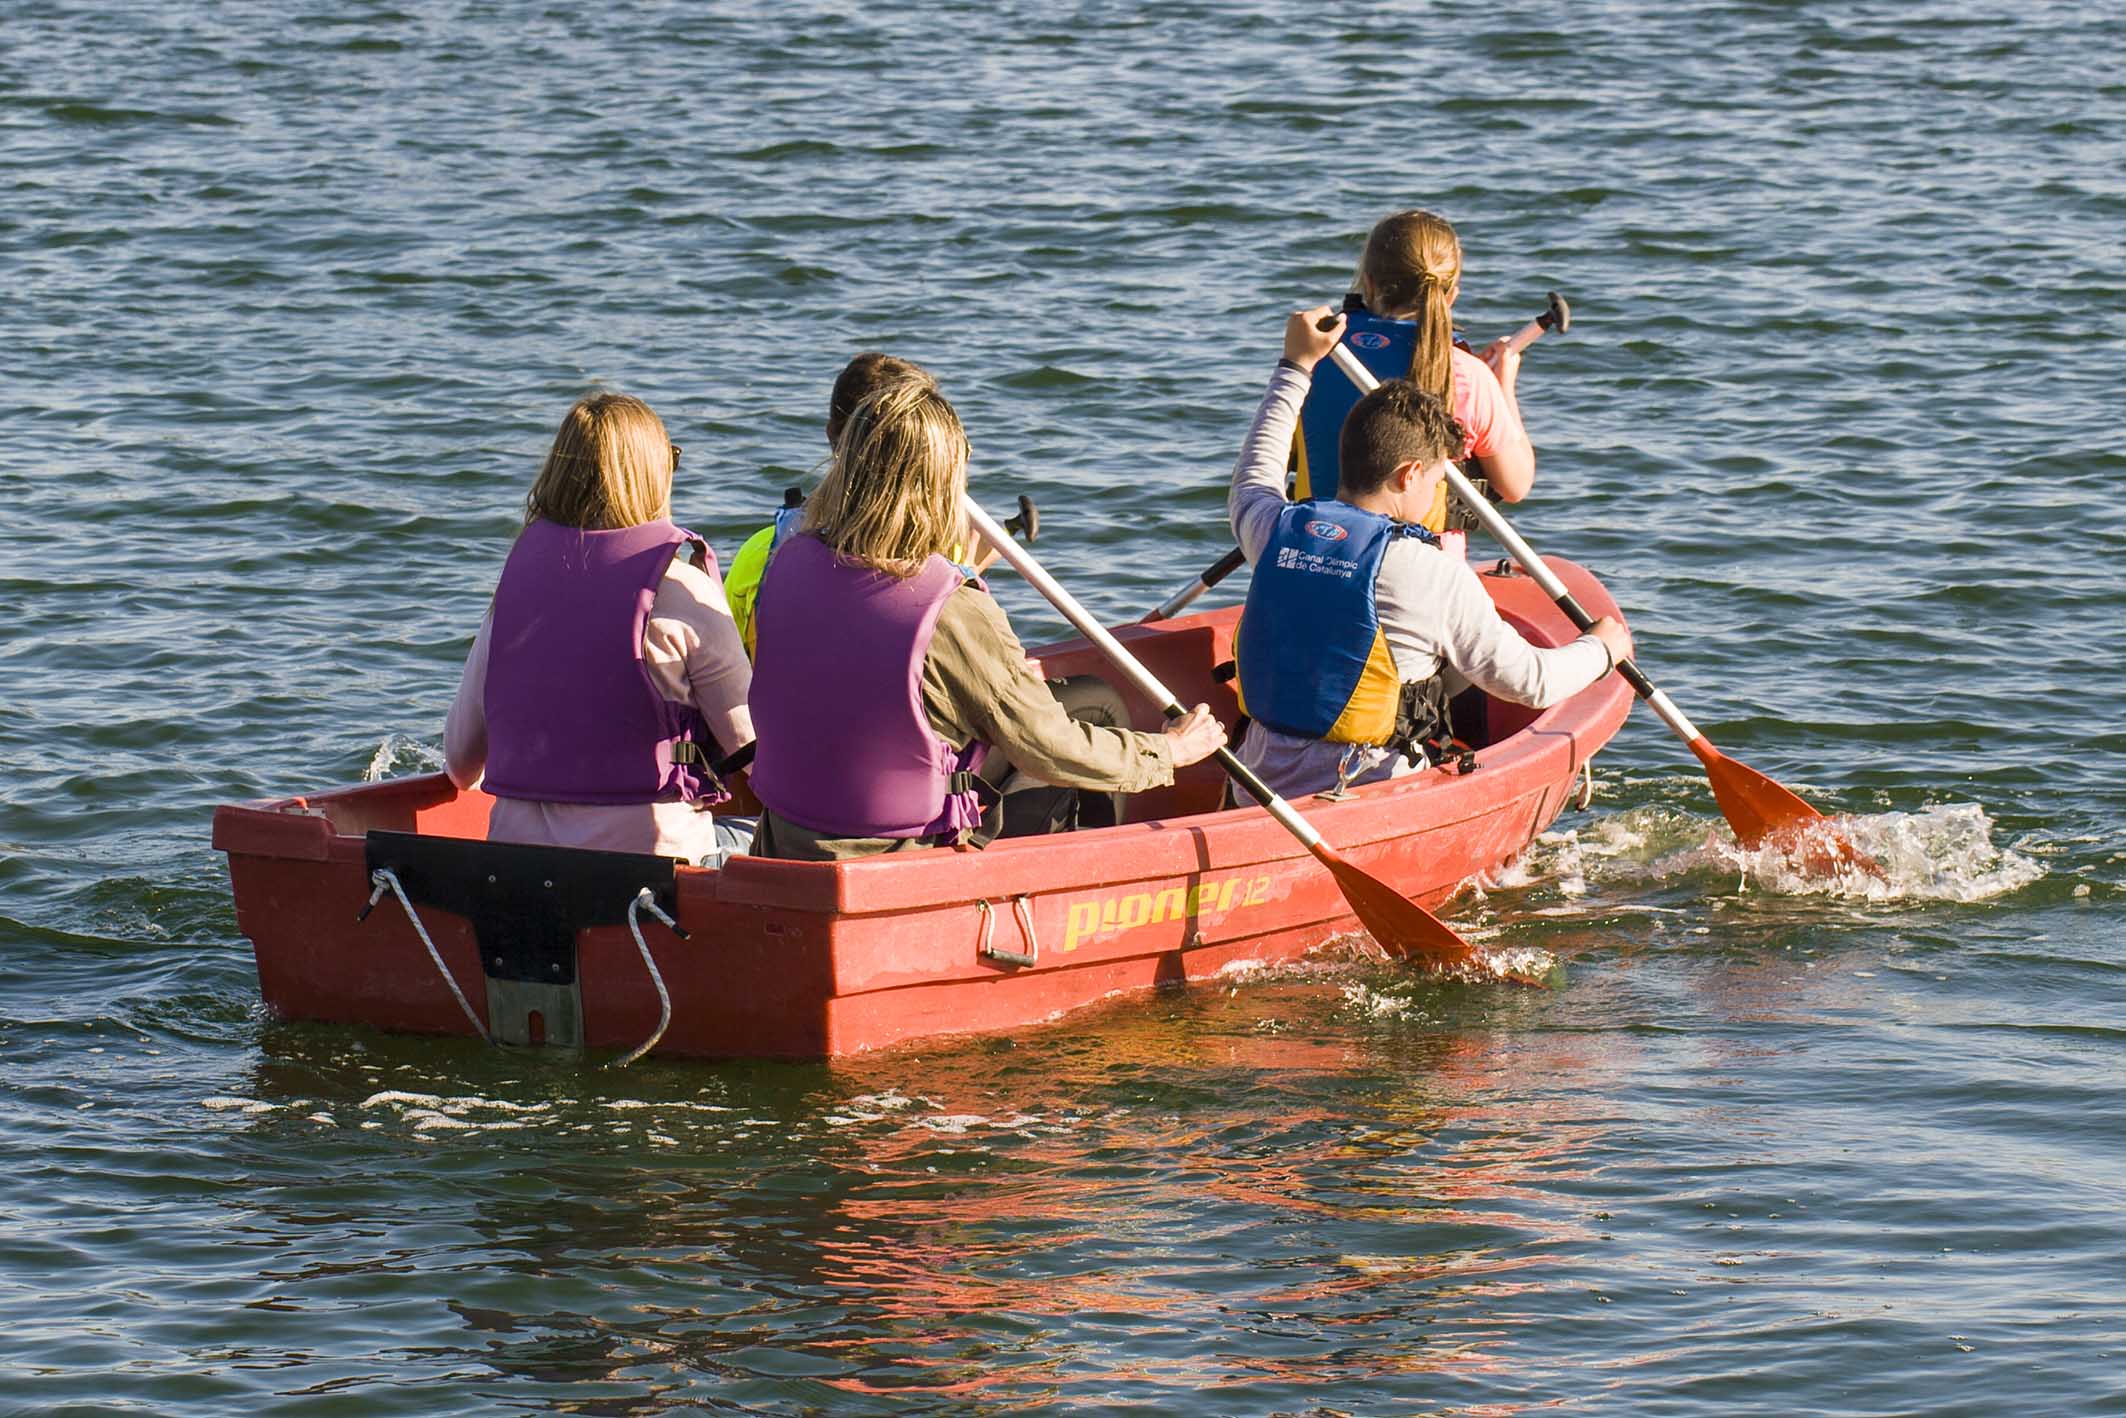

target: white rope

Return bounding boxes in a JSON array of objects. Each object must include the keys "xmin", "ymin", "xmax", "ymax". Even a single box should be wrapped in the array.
[
  {"xmin": 1012, "ymin": 895, "xmax": 1039, "ymax": 962},
  {"xmin": 369, "ymin": 867, "xmax": 489, "ymax": 1044},
  {"xmin": 610, "ymin": 888, "xmax": 676, "ymax": 1069}
]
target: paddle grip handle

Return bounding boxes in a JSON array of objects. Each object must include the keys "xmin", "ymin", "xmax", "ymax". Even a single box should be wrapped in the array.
[
  {"xmin": 1151, "ymin": 702, "xmax": 1309, "ymax": 834},
  {"xmin": 1210, "ymin": 745, "xmax": 1276, "ymax": 809},
  {"xmin": 1202, "ymin": 545, "xmax": 1247, "ymax": 588}
]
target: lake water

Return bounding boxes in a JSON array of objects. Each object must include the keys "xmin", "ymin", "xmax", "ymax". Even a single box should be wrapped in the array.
[{"xmin": 4, "ymin": 2, "xmax": 2123, "ymax": 1412}]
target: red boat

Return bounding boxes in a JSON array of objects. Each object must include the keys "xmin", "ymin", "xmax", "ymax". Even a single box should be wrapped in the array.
[{"xmin": 213, "ymin": 556, "xmax": 1632, "ymax": 1060}]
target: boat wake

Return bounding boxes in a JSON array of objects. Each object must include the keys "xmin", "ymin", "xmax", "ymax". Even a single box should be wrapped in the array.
[
  {"xmin": 1318, "ymin": 929, "xmax": 1564, "ymax": 990},
  {"xmin": 1499, "ymin": 801, "xmax": 2044, "ymax": 905}
]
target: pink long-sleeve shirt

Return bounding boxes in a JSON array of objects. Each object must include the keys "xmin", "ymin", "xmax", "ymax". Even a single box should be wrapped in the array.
[{"xmin": 444, "ymin": 549, "xmax": 755, "ymax": 862}]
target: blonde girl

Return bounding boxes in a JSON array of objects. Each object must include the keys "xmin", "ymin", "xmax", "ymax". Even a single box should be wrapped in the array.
[
  {"xmin": 1299, "ymin": 210, "xmax": 1536, "ymax": 534},
  {"xmin": 444, "ymin": 392, "xmax": 756, "ymax": 864},
  {"xmin": 745, "ymin": 379, "xmax": 1225, "ymax": 859}
]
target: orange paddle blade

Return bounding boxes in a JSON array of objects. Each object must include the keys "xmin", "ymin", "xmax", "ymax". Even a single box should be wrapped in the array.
[
  {"xmin": 1690, "ymin": 739, "xmax": 1883, "ymax": 879},
  {"xmin": 1314, "ymin": 844, "xmax": 1479, "ymax": 969},
  {"xmin": 1692, "ymin": 738, "xmax": 1824, "ymax": 846}
]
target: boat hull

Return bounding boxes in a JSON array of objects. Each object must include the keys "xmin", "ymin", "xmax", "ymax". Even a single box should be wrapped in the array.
[{"xmin": 213, "ymin": 556, "xmax": 1633, "ymax": 1059}]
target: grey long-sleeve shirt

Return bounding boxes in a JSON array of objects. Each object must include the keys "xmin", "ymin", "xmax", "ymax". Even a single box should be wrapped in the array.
[{"xmin": 1228, "ymin": 363, "xmax": 1609, "ymax": 796}]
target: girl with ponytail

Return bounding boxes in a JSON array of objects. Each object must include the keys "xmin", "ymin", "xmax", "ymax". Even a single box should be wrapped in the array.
[{"xmin": 1297, "ymin": 210, "xmax": 1536, "ymax": 536}]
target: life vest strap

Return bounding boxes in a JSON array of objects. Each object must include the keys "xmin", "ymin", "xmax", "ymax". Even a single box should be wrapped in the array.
[
  {"xmin": 671, "ymin": 739, "xmax": 758, "ymax": 799},
  {"xmin": 1390, "ymin": 676, "xmax": 1454, "ymax": 766}
]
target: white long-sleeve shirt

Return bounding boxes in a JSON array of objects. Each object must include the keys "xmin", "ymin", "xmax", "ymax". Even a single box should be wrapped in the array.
[
  {"xmin": 444, "ymin": 549, "xmax": 755, "ymax": 863},
  {"xmin": 1227, "ymin": 363, "xmax": 1609, "ymax": 797}
]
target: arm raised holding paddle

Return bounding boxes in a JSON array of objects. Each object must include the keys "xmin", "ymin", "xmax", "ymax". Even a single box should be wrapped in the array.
[
  {"xmin": 1147, "ymin": 269, "xmax": 1569, "ymax": 622},
  {"xmin": 1222, "ymin": 307, "xmax": 1629, "ymax": 804}
]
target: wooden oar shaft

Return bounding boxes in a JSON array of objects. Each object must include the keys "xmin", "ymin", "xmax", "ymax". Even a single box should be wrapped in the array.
[{"xmin": 1325, "ymin": 344, "xmax": 1706, "ymax": 748}]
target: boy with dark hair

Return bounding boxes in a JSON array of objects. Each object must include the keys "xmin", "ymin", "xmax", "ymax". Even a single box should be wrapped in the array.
[{"xmin": 1227, "ymin": 308, "xmax": 1631, "ymax": 799}]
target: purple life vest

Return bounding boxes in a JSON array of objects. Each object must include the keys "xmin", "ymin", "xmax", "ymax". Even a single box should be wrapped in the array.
[
  {"xmin": 748, "ymin": 532, "xmax": 987, "ymax": 840},
  {"xmin": 482, "ymin": 518, "xmax": 723, "ymax": 806}
]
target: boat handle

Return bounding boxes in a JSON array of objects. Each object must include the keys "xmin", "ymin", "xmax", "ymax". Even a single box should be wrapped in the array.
[{"xmin": 976, "ymin": 897, "xmax": 1038, "ymax": 969}]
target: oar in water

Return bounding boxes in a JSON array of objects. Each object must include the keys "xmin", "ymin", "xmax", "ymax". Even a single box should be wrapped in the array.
[
  {"xmin": 963, "ymin": 495, "xmax": 1484, "ymax": 971},
  {"xmin": 1325, "ymin": 340, "xmax": 1874, "ymax": 869},
  {"xmin": 1146, "ymin": 293, "xmax": 1569, "ymax": 622}
]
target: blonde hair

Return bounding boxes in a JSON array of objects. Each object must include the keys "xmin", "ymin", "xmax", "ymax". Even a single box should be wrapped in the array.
[
  {"xmin": 524, "ymin": 392, "xmax": 676, "ymax": 530},
  {"xmin": 1357, "ymin": 209, "xmax": 1463, "ymax": 408},
  {"xmin": 802, "ymin": 377, "xmax": 967, "ymax": 577}
]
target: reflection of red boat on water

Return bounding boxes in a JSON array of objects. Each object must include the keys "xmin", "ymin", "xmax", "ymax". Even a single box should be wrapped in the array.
[{"xmin": 212, "ymin": 557, "xmax": 1631, "ymax": 1061}]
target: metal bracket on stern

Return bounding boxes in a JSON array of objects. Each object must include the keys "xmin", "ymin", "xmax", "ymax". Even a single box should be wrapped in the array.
[{"xmin": 363, "ymin": 831, "xmax": 683, "ymax": 1049}]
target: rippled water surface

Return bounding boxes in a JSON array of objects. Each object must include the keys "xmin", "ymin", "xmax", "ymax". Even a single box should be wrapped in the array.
[{"xmin": 5, "ymin": 2, "xmax": 2124, "ymax": 1412}]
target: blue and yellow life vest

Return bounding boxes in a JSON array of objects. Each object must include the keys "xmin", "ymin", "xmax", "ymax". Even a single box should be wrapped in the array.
[
  {"xmin": 1233, "ymin": 498, "xmax": 1442, "ymax": 748},
  {"xmin": 1293, "ymin": 306, "xmax": 1459, "ymax": 533}
]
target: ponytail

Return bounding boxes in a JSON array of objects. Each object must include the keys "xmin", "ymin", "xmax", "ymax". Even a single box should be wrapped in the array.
[{"xmin": 1357, "ymin": 209, "xmax": 1462, "ymax": 409}]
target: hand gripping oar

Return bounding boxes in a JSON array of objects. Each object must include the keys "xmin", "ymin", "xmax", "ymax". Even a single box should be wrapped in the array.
[
  {"xmin": 963, "ymin": 496, "xmax": 1482, "ymax": 969},
  {"xmin": 1147, "ymin": 296, "xmax": 1572, "ymax": 623},
  {"xmin": 1326, "ymin": 342, "xmax": 1871, "ymax": 866},
  {"xmin": 970, "ymin": 493, "xmax": 1040, "ymax": 575}
]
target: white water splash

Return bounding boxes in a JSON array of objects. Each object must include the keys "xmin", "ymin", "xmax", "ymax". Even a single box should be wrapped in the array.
[
  {"xmin": 363, "ymin": 733, "xmax": 444, "ymax": 783},
  {"xmin": 916, "ymin": 1114, "xmax": 989, "ymax": 1134},
  {"xmin": 1715, "ymin": 804, "xmax": 2045, "ymax": 903},
  {"xmin": 1339, "ymin": 982, "xmax": 1425, "ymax": 1020},
  {"xmin": 361, "ymin": 1091, "xmax": 551, "ymax": 1113},
  {"xmin": 1471, "ymin": 944, "xmax": 1561, "ymax": 983},
  {"xmin": 1515, "ymin": 803, "xmax": 2042, "ymax": 905}
]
